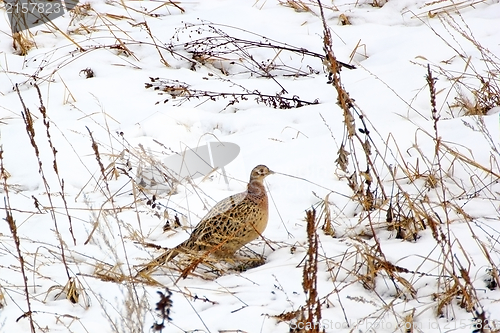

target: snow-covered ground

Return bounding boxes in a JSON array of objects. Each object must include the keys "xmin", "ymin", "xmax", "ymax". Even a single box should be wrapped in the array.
[{"xmin": 1, "ymin": 0, "xmax": 500, "ymax": 332}]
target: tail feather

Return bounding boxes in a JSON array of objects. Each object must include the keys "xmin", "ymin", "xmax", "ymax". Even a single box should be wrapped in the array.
[{"xmin": 136, "ymin": 247, "xmax": 179, "ymax": 277}]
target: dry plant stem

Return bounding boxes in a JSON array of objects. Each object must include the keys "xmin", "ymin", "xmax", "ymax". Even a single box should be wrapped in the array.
[
  {"xmin": 426, "ymin": 66, "xmax": 457, "ymax": 280},
  {"xmin": 86, "ymin": 127, "xmax": 141, "ymax": 307},
  {"xmin": 42, "ymin": 20, "xmax": 84, "ymax": 52},
  {"xmin": 317, "ymin": 0, "xmax": 387, "ymax": 209},
  {"xmin": 209, "ymin": 26, "xmax": 288, "ymax": 93},
  {"xmin": 152, "ymin": 289, "xmax": 173, "ymax": 332},
  {"xmin": 152, "ymin": 0, "xmax": 185, "ymax": 14},
  {"xmin": 427, "ymin": 65, "xmax": 441, "ymax": 155},
  {"xmin": 418, "ymin": 11, "xmax": 500, "ymax": 115},
  {"xmin": 140, "ymin": 21, "xmax": 170, "ymax": 67},
  {"xmin": 116, "ymin": 0, "xmax": 184, "ymax": 16},
  {"xmin": 15, "ymin": 84, "xmax": 71, "ymax": 280},
  {"xmin": 177, "ymin": 22, "xmax": 355, "ymax": 73},
  {"xmin": 275, "ymin": 171, "xmax": 350, "ymax": 199},
  {"xmin": 0, "ymin": 152, "xmax": 36, "ymax": 333},
  {"xmin": 34, "ymin": 84, "xmax": 77, "ymax": 246},
  {"xmin": 93, "ymin": 10, "xmax": 139, "ymax": 61},
  {"xmin": 145, "ymin": 78, "xmax": 318, "ymax": 109},
  {"xmin": 86, "ymin": 126, "xmax": 113, "ymax": 200},
  {"xmin": 302, "ymin": 209, "xmax": 322, "ymax": 332}
]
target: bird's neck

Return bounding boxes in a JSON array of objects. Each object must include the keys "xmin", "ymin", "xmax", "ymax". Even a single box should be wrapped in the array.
[{"xmin": 247, "ymin": 180, "xmax": 267, "ymax": 200}]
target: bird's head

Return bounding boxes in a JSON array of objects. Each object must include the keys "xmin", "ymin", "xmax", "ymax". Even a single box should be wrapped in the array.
[{"xmin": 249, "ymin": 165, "xmax": 274, "ymax": 182}]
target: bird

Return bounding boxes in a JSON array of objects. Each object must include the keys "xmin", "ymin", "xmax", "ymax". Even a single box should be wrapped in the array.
[{"xmin": 137, "ymin": 165, "xmax": 274, "ymax": 277}]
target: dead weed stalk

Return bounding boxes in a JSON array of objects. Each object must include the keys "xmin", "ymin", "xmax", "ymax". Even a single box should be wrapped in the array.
[
  {"xmin": 145, "ymin": 77, "xmax": 319, "ymax": 109},
  {"xmin": 319, "ymin": 0, "xmax": 386, "ymax": 213},
  {"xmin": 423, "ymin": 9, "xmax": 500, "ymax": 116},
  {"xmin": 294, "ymin": 209, "xmax": 323, "ymax": 333},
  {"xmin": 0, "ymin": 150, "xmax": 36, "ymax": 332},
  {"xmin": 15, "ymin": 84, "xmax": 72, "ymax": 281}
]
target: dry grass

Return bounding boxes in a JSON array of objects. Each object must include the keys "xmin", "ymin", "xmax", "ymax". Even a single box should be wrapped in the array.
[
  {"xmin": 277, "ymin": 0, "xmax": 338, "ymax": 12},
  {"xmin": 12, "ymin": 31, "xmax": 34, "ymax": 55},
  {"xmin": 411, "ymin": 3, "xmax": 500, "ymax": 116},
  {"xmin": 278, "ymin": 0, "xmax": 314, "ymax": 13}
]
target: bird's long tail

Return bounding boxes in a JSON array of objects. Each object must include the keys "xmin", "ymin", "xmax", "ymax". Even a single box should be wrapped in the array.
[{"xmin": 135, "ymin": 247, "xmax": 180, "ymax": 277}]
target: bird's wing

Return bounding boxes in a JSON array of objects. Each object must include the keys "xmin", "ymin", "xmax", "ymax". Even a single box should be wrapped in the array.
[
  {"xmin": 199, "ymin": 191, "xmax": 247, "ymax": 221},
  {"xmin": 180, "ymin": 191, "xmax": 249, "ymax": 249}
]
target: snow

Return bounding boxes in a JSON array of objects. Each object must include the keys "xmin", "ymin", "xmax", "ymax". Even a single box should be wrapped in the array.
[{"xmin": 1, "ymin": 0, "xmax": 500, "ymax": 332}]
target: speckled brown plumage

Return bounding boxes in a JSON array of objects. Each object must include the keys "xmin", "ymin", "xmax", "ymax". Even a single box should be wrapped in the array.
[{"xmin": 137, "ymin": 165, "xmax": 273, "ymax": 276}]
